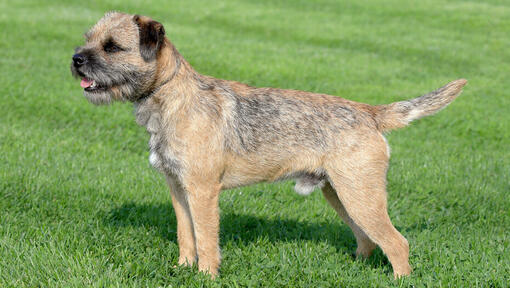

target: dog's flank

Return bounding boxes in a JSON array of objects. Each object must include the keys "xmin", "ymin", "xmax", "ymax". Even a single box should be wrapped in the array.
[{"xmin": 71, "ymin": 11, "xmax": 467, "ymax": 279}]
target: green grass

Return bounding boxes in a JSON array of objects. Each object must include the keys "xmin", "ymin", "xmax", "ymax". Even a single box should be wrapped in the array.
[{"xmin": 1, "ymin": 0, "xmax": 509, "ymax": 286}]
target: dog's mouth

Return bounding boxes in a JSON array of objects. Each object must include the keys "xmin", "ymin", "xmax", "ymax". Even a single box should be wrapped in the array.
[{"xmin": 80, "ymin": 77, "xmax": 108, "ymax": 92}]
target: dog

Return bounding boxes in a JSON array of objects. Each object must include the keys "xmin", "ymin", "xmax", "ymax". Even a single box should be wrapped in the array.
[{"xmin": 71, "ymin": 11, "xmax": 467, "ymax": 278}]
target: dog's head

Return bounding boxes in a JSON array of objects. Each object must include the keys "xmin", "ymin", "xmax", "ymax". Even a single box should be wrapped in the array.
[{"xmin": 71, "ymin": 12, "xmax": 166, "ymax": 104}]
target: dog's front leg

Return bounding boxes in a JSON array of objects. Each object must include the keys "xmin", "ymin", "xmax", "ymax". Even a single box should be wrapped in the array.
[
  {"xmin": 184, "ymin": 180, "xmax": 221, "ymax": 277},
  {"xmin": 166, "ymin": 176, "xmax": 197, "ymax": 266}
]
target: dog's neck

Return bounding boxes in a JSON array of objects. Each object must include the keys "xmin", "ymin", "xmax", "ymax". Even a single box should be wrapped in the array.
[
  {"xmin": 132, "ymin": 42, "xmax": 202, "ymax": 177},
  {"xmin": 134, "ymin": 44, "xmax": 200, "ymax": 128},
  {"xmin": 137, "ymin": 40, "xmax": 185, "ymax": 101}
]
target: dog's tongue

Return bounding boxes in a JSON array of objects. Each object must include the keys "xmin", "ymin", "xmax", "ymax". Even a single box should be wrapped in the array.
[{"xmin": 80, "ymin": 78, "xmax": 93, "ymax": 88}]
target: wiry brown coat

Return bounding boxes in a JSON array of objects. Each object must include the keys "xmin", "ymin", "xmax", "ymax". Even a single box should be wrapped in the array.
[{"xmin": 71, "ymin": 12, "xmax": 467, "ymax": 278}]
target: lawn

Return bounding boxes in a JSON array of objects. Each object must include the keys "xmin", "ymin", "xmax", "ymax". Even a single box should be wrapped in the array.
[{"xmin": 0, "ymin": 0, "xmax": 509, "ymax": 287}]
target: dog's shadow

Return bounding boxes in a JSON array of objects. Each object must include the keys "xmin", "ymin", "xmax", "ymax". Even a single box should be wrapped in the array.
[{"xmin": 104, "ymin": 201, "xmax": 389, "ymax": 268}]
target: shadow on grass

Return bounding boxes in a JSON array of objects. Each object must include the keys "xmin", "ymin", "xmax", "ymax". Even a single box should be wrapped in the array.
[{"xmin": 104, "ymin": 201, "xmax": 389, "ymax": 269}]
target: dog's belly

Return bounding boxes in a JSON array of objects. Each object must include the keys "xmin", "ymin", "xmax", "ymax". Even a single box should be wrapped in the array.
[
  {"xmin": 220, "ymin": 168, "xmax": 324, "ymax": 195},
  {"xmin": 220, "ymin": 152, "xmax": 325, "ymax": 194}
]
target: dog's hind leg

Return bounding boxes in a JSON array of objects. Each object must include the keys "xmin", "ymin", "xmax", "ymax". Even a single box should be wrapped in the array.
[
  {"xmin": 321, "ymin": 182, "xmax": 376, "ymax": 258},
  {"xmin": 324, "ymin": 144, "xmax": 411, "ymax": 278}
]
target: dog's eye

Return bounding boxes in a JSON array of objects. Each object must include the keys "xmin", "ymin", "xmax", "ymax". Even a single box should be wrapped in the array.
[{"xmin": 104, "ymin": 40, "xmax": 122, "ymax": 53}]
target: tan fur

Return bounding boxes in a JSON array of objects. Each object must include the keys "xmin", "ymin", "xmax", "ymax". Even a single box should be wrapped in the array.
[{"xmin": 71, "ymin": 12, "xmax": 467, "ymax": 279}]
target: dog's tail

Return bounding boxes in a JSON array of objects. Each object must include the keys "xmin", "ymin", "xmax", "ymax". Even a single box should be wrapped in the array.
[{"xmin": 373, "ymin": 79, "xmax": 467, "ymax": 132}]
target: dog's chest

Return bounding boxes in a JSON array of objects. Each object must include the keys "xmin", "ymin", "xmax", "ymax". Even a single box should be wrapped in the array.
[{"xmin": 134, "ymin": 101, "xmax": 181, "ymax": 176}]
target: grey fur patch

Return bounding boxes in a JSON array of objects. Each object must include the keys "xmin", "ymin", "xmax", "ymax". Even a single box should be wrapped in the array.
[
  {"xmin": 135, "ymin": 100, "xmax": 182, "ymax": 176},
  {"xmin": 330, "ymin": 106, "xmax": 357, "ymax": 127},
  {"xmin": 217, "ymin": 83, "xmax": 367, "ymax": 154}
]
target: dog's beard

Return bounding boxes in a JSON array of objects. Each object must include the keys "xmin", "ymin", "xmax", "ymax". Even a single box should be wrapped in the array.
[
  {"xmin": 83, "ymin": 86, "xmax": 115, "ymax": 105},
  {"xmin": 71, "ymin": 60, "xmax": 149, "ymax": 105}
]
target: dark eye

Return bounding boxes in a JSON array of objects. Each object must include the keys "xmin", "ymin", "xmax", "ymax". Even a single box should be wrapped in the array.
[{"xmin": 104, "ymin": 40, "xmax": 122, "ymax": 53}]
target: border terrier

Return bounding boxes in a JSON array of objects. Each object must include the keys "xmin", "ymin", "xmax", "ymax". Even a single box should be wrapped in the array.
[{"xmin": 71, "ymin": 12, "xmax": 467, "ymax": 278}]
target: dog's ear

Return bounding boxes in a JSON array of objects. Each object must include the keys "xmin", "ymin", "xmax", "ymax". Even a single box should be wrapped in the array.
[{"xmin": 133, "ymin": 15, "xmax": 165, "ymax": 62}]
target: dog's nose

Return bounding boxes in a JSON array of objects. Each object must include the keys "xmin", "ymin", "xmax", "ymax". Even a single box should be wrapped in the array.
[{"xmin": 72, "ymin": 54, "xmax": 87, "ymax": 67}]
